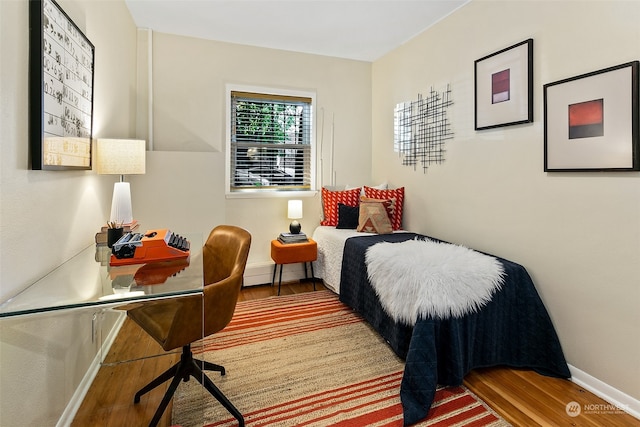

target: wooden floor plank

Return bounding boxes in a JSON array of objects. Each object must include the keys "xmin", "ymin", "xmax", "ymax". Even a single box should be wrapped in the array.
[
  {"xmin": 72, "ymin": 281, "xmax": 639, "ymax": 427},
  {"xmin": 466, "ymin": 367, "xmax": 639, "ymax": 427},
  {"xmin": 465, "ymin": 370, "xmax": 533, "ymax": 426},
  {"xmin": 468, "ymin": 367, "xmax": 567, "ymax": 426}
]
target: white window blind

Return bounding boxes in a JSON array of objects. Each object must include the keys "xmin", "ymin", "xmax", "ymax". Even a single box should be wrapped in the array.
[{"xmin": 230, "ymin": 90, "xmax": 313, "ymax": 192}]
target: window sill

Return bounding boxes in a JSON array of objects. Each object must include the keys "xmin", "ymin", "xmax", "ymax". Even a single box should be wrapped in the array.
[{"xmin": 225, "ymin": 190, "xmax": 317, "ymax": 199}]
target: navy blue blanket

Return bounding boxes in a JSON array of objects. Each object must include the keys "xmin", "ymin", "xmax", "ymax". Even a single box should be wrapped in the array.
[{"xmin": 338, "ymin": 233, "xmax": 570, "ymax": 426}]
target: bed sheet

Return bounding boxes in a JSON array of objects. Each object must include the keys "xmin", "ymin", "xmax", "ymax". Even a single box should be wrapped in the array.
[
  {"xmin": 311, "ymin": 226, "xmax": 374, "ymax": 293},
  {"xmin": 311, "ymin": 226, "xmax": 407, "ymax": 294},
  {"xmin": 338, "ymin": 233, "xmax": 571, "ymax": 425}
]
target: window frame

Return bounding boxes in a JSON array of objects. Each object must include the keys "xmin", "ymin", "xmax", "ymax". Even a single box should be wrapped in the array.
[{"xmin": 225, "ymin": 84, "xmax": 317, "ymax": 199}]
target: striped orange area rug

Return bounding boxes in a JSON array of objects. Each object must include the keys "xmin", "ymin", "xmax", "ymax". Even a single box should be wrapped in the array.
[{"xmin": 171, "ymin": 290, "xmax": 509, "ymax": 427}]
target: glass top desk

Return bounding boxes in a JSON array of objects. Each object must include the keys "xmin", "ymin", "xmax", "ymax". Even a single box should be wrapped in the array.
[
  {"xmin": 0, "ymin": 233, "xmax": 203, "ymax": 318},
  {"xmin": 0, "ymin": 233, "xmax": 205, "ymax": 425}
]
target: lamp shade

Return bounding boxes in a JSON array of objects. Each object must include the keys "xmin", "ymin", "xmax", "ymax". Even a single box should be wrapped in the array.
[
  {"xmin": 288, "ymin": 200, "xmax": 303, "ymax": 219},
  {"xmin": 96, "ymin": 139, "xmax": 146, "ymax": 225},
  {"xmin": 96, "ymin": 139, "xmax": 146, "ymax": 175}
]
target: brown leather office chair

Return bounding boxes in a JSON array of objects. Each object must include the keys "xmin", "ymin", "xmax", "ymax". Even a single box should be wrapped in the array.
[{"xmin": 128, "ymin": 225, "xmax": 251, "ymax": 427}]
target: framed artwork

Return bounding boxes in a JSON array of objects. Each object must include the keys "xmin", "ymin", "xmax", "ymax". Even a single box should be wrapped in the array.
[
  {"xmin": 475, "ymin": 39, "xmax": 533, "ymax": 130},
  {"xmin": 29, "ymin": 0, "xmax": 95, "ymax": 170},
  {"xmin": 544, "ymin": 61, "xmax": 639, "ymax": 172}
]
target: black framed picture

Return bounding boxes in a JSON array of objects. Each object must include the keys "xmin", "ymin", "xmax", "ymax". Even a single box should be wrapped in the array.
[
  {"xmin": 475, "ymin": 39, "xmax": 533, "ymax": 130},
  {"xmin": 29, "ymin": 0, "xmax": 95, "ymax": 170},
  {"xmin": 544, "ymin": 61, "xmax": 639, "ymax": 172}
]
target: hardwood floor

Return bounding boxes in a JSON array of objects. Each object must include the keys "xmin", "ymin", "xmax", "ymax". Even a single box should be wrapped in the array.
[
  {"xmin": 72, "ymin": 281, "xmax": 639, "ymax": 427},
  {"xmin": 71, "ymin": 281, "xmax": 323, "ymax": 427},
  {"xmin": 465, "ymin": 368, "xmax": 638, "ymax": 426}
]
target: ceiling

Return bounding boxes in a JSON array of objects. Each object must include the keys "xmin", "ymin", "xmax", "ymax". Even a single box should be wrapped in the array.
[{"xmin": 124, "ymin": 0, "xmax": 469, "ymax": 62}]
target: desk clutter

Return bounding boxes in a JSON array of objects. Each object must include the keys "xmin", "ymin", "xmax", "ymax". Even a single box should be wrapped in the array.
[
  {"xmin": 110, "ymin": 228, "xmax": 190, "ymax": 266},
  {"xmin": 95, "ymin": 220, "xmax": 139, "ymax": 245},
  {"xmin": 277, "ymin": 232, "xmax": 309, "ymax": 244}
]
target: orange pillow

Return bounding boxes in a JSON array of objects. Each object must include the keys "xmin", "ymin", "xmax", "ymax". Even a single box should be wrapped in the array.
[
  {"xmin": 363, "ymin": 186, "xmax": 404, "ymax": 230},
  {"xmin": 321, "ymin": 187, "xmax": 361, "ymax": 226}
]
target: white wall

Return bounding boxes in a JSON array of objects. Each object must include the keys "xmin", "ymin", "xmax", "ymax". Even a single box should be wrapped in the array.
[
  {"xmin": 372, "ymin": 0, "xmax": 639, "ymax": 404},
  {"xmin": 0, "ymin": 0, "xmax": 138, "ymax": 424},
  {"xmin": 132, "ymin": 32, "xmax": 374, "ymax": 279}
]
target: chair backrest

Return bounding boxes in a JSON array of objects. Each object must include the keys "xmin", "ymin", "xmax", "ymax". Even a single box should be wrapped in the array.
[
  {"xmin": 203, "ymin": 225, "xmax": 252, "ymax": 286},
  {"xmin": 127, "ymin": 225, "xmax": 251, "ymax": 351},
  {"xmin": 202, "ymin": 225, "xmax": 252, "ymax": 337}
]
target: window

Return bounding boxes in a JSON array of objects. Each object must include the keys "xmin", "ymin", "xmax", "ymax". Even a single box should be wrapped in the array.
[{"xmin": 226, "ymin": 86, "xmax": 316, "ymax": 195}]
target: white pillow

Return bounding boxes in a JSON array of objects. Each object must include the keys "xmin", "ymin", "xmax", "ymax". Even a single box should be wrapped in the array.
[{"xmin": 346, "ymin": 182, "xmax": 388, "ymax": 197}]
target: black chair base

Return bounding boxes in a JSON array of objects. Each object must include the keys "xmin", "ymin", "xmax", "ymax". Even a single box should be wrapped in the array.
[{"xmin": 134, "ymin": 344, "xmax": 245, "ymax": 427}]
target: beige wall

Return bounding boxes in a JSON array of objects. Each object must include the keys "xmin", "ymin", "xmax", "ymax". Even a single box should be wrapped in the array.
[
  {"xmin": 0, "ymin": 0, "xmax": 138, "ymax": 300},
  {"xmin": 2, "ymin": 0, "xmax": 639, "ymax": 422},
  {"xmin": 372, "ymin": 0, "xmax": 640, "ymax": 403},
  {"xmin": 131, "ymin": 32, "xmax": 373, "ymax": 279},
  {"xmin": 0, "ymin": 0, "xmax": 138, "ymax": 424},
  {"xmin": 0, "ymin": 5, "xmax": 372, "ymax": 422}
]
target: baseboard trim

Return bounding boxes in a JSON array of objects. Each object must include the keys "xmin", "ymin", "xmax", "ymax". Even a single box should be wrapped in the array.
[
  {"xmin": 243, "ymin": 261, "xmax": 311, "ymax": 287},
  {"xmin": 569, "ymin": 364, "xmax": 640, "ymax": 419},
  {"xmin": 57, "ymin": 313, "xmax": 127, "ymax": 427}
]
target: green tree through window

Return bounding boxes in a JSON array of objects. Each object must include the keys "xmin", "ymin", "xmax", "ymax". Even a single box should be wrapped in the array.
[{"xmin": 228, "ymin": 89, "xmax": 314, "ymax": 193}]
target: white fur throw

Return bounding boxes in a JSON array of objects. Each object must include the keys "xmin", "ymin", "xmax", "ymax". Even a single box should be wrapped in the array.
[{"xmin": 365, "ymin": 238, "xmax": 505, "ymax": 324}]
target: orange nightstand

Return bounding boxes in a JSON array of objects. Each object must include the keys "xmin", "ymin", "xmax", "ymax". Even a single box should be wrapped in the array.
[{"xmin": 270, "ymin": 238, "xmax": 317, "ymax": 295}]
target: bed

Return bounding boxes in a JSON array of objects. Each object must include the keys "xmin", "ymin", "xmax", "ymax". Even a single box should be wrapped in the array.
[
  {"xmin": 311, "ymin": 226, "xmax": 571, "ymax": 425},
  {"xmin": 313, "ymin": 184, "xmax": 407, "ymax": 293},
  {"xmin": 312, "ymin": 225, "xmax": 407, "ymax": 293}
]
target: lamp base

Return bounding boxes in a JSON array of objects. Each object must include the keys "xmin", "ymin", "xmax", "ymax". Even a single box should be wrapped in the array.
[{"xmin": 289, "ymin": 220, "xmax": 302, "ymax": 234}]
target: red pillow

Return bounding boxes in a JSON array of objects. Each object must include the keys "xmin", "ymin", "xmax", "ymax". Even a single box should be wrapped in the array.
[
  {"xmin": 321, "ymin": 187, "xmax": 361, "ymax": 226},
  {"xmin": 363, "ymin": 186, "xmax": 404, "ymax": 230}
]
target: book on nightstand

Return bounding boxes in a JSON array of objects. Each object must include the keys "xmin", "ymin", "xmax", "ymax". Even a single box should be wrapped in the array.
[{"xmin": 278, "ymin": 232, "xmax": 308, "ymax": 244}]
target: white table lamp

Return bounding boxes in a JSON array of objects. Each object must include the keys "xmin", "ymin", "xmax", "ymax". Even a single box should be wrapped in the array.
[
  {"xmin": 96, "ymin": 139, "xmax": 146, "ymax": 226},
  {"xmin": 288, "ymin": 199, "xmax": 303, "ymax": 234}
]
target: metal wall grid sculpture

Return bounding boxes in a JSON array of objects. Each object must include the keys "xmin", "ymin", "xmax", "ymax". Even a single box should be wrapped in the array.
[{"xmin": 394, "ymin": 85, "xmax": 453, "ymax": 172}]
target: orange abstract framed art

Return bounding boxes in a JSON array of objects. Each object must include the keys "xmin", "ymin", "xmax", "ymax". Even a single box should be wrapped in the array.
[{"xmin": 544, "ymin": 61, "xmax": 639, "ymax": 172}]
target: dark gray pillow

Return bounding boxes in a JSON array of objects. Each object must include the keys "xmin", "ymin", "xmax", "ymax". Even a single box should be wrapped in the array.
[{"xmin": 336, "ymin": 203, "xmax": 359, "ymax": 229}]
